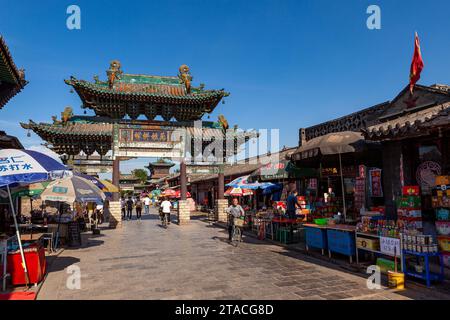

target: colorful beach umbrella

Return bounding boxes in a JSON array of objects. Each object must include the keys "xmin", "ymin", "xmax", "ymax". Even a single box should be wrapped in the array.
[
  {"xmin": 10, "ymin": 181, "xmax": 50, "ymax": 198},
  {"xmin": 224, "ymin": 187, "xmax": 254, "ymax": 197},
  {"xmin": 100, "ymin": 179, "xmax": 119, "ymax": 193},
  {"xmin": 73, "ymin": 172, "xmax": 106, "ymax": 191},
  {"xmin": 172, "ymin": 190, "xmax": 191, "ymax": 199},
  {"xmin": 40, "ymin": 175, "xmax": 105, "ymax": 204},
  {"xmin": 161, "ymin": 189, "xmax": 176, "ymax": 197}
]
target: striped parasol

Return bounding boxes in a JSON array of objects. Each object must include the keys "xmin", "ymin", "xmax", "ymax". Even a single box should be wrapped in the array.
[{"xmin": 224, "ymin": 187, "xmax": 254, "ymax": 197}]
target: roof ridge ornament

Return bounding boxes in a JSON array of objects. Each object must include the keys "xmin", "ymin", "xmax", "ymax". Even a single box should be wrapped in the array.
[
  {"xmin": 106, "ymin": 60, "xmax": 123, "ymax": 88},
  {"xmin": 178, "ymin": 64, "xmax": 192, "ymax": 94}
]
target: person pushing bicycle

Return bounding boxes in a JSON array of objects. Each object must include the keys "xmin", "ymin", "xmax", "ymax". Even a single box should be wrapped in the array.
[{"xmin": 226, "ymin": 197, "xmax": 245, "ymax": 242}]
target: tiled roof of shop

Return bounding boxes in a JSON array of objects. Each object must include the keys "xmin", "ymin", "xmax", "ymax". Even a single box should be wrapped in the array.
[{"xmin": 363, "ymin": 102, "xmax": 450, "ymax": 140}]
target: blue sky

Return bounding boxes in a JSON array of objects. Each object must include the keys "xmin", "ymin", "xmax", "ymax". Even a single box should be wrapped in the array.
[{"xmin": 1, "ymin": 0, "xmax": 449, "ymax": 175}]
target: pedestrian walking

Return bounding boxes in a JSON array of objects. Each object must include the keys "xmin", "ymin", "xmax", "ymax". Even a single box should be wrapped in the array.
[
  {"xmin": 143, "ymin": 195, "xmax": 151, "ymax": 215},
  {"xmin": 120, "ymin": 196, "xmax": 126, "ymax": 219},
  {"xmin": 135, "ymin": 197, "xmax": 143, "ymax": 220},
  {"xmin": 160, "ymin": 196, "xmax": 172, "ymax": 225},
  {"xmin": 126, "ymin": 196, "xmax": 134, "ymax": 220}
]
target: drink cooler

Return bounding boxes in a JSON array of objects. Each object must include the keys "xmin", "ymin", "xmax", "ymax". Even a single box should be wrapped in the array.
[{"xmin": 7, "ymin": 243, "xmax": 46, "ymax": 286}]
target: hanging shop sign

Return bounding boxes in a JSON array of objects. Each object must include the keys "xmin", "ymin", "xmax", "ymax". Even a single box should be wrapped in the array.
[
  {"xmin": 416, "ymin": 161, "xmax": 441, "ymax": 195},
  {"xmin": 113, "ymin": 124, "xmax": 184, "ymax": 159},
  {"xmin": 321, "ymin": 165, "xmax": 358, "ymax": 177},
  {"xmin": 380, "ymin": 237, "xmax": 401, "ymax": 256},
  {"xmin": 369, "ymin": 168, "xmax": 383, "ymax": 197},
  {"xmin": 359, "ymin": 165, "xmax": 366, "ymax": 178},
  {"xmin": 308, "ymin": 178, "xmax": 317, "ymax": 190},
  {"xmin": 354, "ymin": 177, "xmax": 365, "ymax": 210},
  {"xmin": 186, "ymin": 164, "xmax": 220, "ymax": 175}
]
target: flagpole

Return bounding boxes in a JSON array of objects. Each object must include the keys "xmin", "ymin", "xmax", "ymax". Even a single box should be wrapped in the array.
[{"xmin": 7, "ymin": 184, "xmax": 30, "ymax": 287}]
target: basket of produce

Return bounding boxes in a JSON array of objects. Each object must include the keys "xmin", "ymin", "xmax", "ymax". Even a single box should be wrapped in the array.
[{"xmin": 234, "ymin": 217, "xmax": 245, "ymax": 227}]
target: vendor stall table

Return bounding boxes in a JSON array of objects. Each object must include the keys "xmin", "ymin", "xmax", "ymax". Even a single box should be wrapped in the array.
[
  {"xmin": 304, "ymin": 224, "xmax": 328, "ymax": 255},
  {"xmin": 272, "ymin": 218, "xmax": 301, "ymax": 243},
  {"xmin": 402, "ymin": 250, "xmax": 445, "ymax": 287},
  {"xmin": 20, "ymin": 233, "xmax": 45, "ymax": 243},
  {"xmin": 326, "ymin": 225, "xmax": 356, "ymax": 263},
  {"xmin": 355, "ymin": 232, "xmax": 404, "ymax": 271}
]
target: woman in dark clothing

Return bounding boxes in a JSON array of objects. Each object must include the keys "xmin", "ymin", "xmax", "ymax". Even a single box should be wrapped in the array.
[{"xmin": 135, "ymin": 197, "xmax": 143, "ymax": 220}]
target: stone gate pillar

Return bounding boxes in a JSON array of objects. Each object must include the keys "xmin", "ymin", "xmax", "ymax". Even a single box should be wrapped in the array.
[
  {"xmin": 215, "ymin": 165, "xmax": 227, "ymax": 222},
  {"xmin": 112, "ymin": 157, "xmax": 120, "ymax": 201},
  {"xmin": 177, "ymin": 161, "xmax": 190, "ymax": 225},
  {"xmin": 177, "ymin": 200, "xmax": 190, "ymax": 225},
  {"xmin": 215, "ymin": 199, "xmax": 228, "ymax": 223},
  {"xmin": 109, "ymin": 201, "xmax": 122, "ymax": 228}
]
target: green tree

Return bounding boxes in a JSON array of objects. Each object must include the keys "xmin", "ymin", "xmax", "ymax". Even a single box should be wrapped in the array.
[{"xmin": 132, "ymin": 169, "xmax": 148, "ymax": 184}]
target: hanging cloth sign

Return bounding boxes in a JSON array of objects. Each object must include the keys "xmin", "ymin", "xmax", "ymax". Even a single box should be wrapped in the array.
[{"xmin": 369, "ymin": 168, "xmax": 383, "ymax": 197}]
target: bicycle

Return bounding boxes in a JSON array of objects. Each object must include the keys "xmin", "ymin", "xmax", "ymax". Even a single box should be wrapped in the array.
[
  {"xmin": 231, "ymin": 216, "xmax": 244, "ymax": 247},
  {"xmin": 162, "ymin": 213, "xmax": 168, "ymax": 228},
  {"xmin": 160, "ymin": 209, "xmax": 169, "ymax": 228}
]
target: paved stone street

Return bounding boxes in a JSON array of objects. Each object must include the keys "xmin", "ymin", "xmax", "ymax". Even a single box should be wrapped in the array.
[{"xmin": 37, "ymin": 208, "xmax": 448, "ymax": 300}]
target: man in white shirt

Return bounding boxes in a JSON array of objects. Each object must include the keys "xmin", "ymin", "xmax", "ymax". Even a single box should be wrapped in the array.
[
  {"xmin": 160, "ymin": 197, "xmax": 172, "ymax": 224},
  {"xmin": 143, "ymin": 196, "xmax": 151, "ymax": 215}
]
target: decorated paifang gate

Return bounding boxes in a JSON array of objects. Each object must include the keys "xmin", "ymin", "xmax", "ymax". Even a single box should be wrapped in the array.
[{"xmin": 22, "ymin": 61, "xmax": 254, "ymax": 226}]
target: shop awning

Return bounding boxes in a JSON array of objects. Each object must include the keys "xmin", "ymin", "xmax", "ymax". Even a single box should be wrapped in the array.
[
  {"xmin": 248, "ymin": 160, "xmax": 317, "ymax": 181},
  {"xmin": 291, "ymin": 131, "xmax": 375, "ymax": 161}
]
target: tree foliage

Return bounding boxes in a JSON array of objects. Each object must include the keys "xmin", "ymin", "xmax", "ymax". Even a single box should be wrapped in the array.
[{"xmin": 132, "ymin": 169, "xmax": 148, "ymax": 184}]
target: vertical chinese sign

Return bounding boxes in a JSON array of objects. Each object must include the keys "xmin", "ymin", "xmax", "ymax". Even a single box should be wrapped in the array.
[{"xmin": 369, "ymin": 168, "xmax": 383, "ymax": 197}]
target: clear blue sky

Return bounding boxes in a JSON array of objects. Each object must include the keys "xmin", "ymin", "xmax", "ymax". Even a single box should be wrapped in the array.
[{"xmin": 1, "ymin": 0, "xmax": 449, "ymax": 174}]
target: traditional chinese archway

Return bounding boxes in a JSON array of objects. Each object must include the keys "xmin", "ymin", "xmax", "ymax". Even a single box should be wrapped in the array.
[{"xmin": 22, "ymin": 61, "xmax": 252, "ymax": 226}]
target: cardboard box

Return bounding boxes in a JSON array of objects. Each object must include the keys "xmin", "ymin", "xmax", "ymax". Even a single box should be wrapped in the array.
[
  {"xmin": 376, "ymin": 258, "xmax": 395, "ymax": 273},
  {"xmin": 356, "ymin": 237, "xmax": 380, "ymax": 251}
]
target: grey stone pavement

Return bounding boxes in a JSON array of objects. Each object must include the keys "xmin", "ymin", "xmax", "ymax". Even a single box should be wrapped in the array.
[{"xmin": 37, "ymin": 208, "xmax": 450, "ymax": 300}]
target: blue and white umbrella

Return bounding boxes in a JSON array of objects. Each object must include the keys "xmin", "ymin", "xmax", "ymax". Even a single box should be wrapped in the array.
[
  {"xmin": 40, "ymin": 175, "xmax": 105, "ymax": 204},
  {"xmin": 0, "ymin": 149, "xmax": 67, "ymax": 187},
  {"xmin": 226, "ymin": 174, "xmax": 274, "ymax": 190},
  {"xmin": 0, "ymin": 149, "xmax": 68, "ymax": 286}
]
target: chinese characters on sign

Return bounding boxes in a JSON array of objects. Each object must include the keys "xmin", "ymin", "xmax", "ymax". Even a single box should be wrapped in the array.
[
  {"xmin": 120, "ymin": 129, "xmax": 170, "ymax": 143},
  {"xmin": 113, "ymin": 124, "xmax": 184, "ymax": 159},
  {"xmin": 0, "ymin": 156, "xmax": 33, "ymax": 172},
  {"xmin": 369, "ymin": 168, "xmax": 383, "ymax": 197},
  {"xmin": 380, "ymin": 237, "xmax": 401, "ymax": 256}
]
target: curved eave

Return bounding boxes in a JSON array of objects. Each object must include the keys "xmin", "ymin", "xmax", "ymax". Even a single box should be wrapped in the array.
[
  {"xmin": 65, "ymin": 78, "xmax": 227, "ymax": 105},
  {"xmin": 20, "ymin": 121, "xmax": 113, "ymax": 142},
  {"xmin": 0, "ymin": 81, "xmax": 27, "ymax": 109}
]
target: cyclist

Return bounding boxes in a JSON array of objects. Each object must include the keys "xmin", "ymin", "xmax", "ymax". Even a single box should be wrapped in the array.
[{"xmin": 226, "ymin": 197, "xmax": 245, "ymax": 242}]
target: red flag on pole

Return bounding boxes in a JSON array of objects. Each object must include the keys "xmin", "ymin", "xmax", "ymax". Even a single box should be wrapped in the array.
[{"xmin": 409, "ymin": 32, "xmax": 424, "ymax": 94}]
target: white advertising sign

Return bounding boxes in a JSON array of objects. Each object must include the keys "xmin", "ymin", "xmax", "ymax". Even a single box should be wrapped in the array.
[{"xmin": 380, "ymin": 237, "xmax": 401, "ymax": 256}]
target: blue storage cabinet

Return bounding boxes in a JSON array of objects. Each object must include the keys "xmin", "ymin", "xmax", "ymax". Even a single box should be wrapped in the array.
[
  {"xmin": 327, "ymin": 228, "xmax": 356, "ymax": 263},
  {"xmin": 305, "ymin": 226, "xmax": 328, "ymax": 255}
]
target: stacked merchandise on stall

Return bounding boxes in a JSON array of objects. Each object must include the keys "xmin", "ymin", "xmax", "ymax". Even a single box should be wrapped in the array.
[
  {"xmin": 313, "ymin": 196, "xmax": 342, "ymax": 219},
  {"xmin": 396, "ymin": 186, "xmax": 423, "ymax": 233},
  {"xmin": 297, "ymin": 195, "xmax": 311, "ymax": 220},
  {"xmin": 356, "ymin": 214, "xmax": 404, "ymax": 272},
  {"xmin": 432, "ymin": 176, "xmax": 450, "ymax": 268}
]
